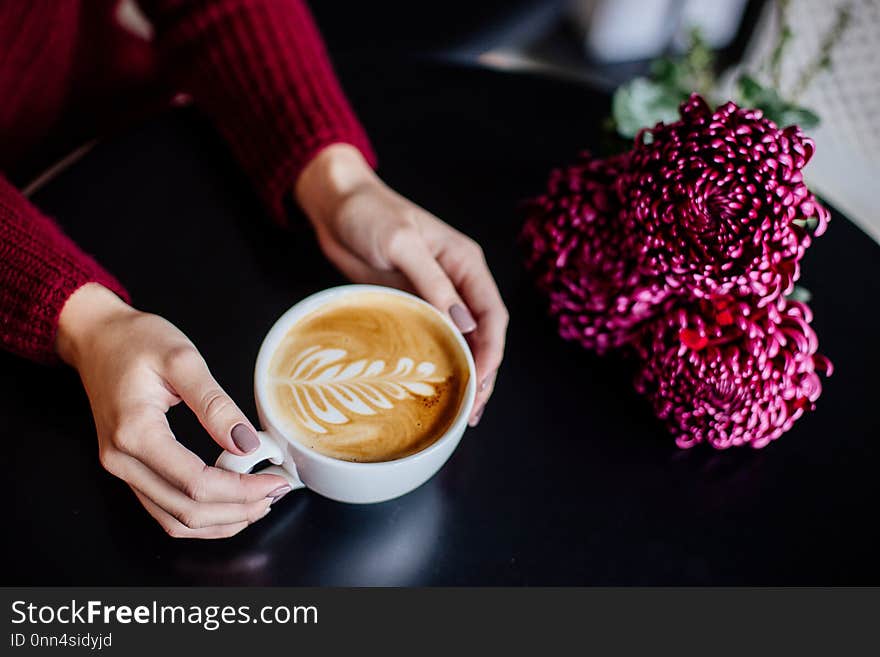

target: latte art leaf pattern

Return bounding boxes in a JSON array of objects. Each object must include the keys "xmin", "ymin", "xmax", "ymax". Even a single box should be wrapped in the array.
[{"xmin": 272, "ymin": 346, "xmax": 444, "ymax": 434}]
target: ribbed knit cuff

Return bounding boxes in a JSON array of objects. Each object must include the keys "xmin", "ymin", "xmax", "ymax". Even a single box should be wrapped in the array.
[
  {"xmin": 147, "ymin": 0, "xmax": 377, "ymax": 227},
  {"xmin": 0, "ymin": 178, "xmax": 130, "ymax": 364}
]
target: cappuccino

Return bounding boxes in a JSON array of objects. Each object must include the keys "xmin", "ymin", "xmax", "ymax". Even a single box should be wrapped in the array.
[{"xmin": 267, "ymin": 292, "xmax": 469, "ymax": 462}]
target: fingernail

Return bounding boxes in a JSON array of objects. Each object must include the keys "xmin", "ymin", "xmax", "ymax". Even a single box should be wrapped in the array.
[
  {"xmin": 260, "ymin": 505, "xmax": 272, "ymax": 518},
  {"xmin": 231, "ymin": 423, "xmax": 260, "ymax": 454},
  {"xmin": 449, "ymin": 303, "xmax": 477, "ymax": 333},
  {"xmin": 469, "ymin": 404, "xmax": 485, "ymax": 427},
  {"xmin": 268, "ymin": 485, "xmax": 292, "ymax": 504},
  {"xmin": 480, "ymin": 370, "xmax": 496, "ymax": 392}
]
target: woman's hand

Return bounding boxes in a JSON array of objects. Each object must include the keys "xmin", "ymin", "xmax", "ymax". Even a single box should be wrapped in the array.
[
  {"xmin": 56, "ymin": 283, "xmax": 290, "ymax": 539},
  {"xmin": 295, "ymin": 145, "xmax": 508, "ymax": 424}
]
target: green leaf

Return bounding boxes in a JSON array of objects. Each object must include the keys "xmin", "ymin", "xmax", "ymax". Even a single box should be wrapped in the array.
[
  {"xmin": 650, "ymin": 57, "xmax": 688, "ymax": 89},
  {"xmin": 735, "ymin": 75, "xmax": 821, "ymax": 129},
  {"xmin": 683, "ymin": 27, "xmax": 715, "ymax": 95},
  {"xmin": 612, "ymin": 78, "xmax": 684, "ymax": 138},
  {"xmin": 775, "ymin": 106, "xmax": 820, "ymax": 129},
  {"xmin": 792, "ymin": 216, "xmax": 820, "ymax": 233},
  {"xmin": 648, "ymin": 29, "xmax": 716, "ymax": 98},
  {"xmin": 787, "ymin": 285, "xmax": 812, "ymax": 303},
  {"xmin": 737, "ymin": 75, "xmax": 765, "ymax": 106}
]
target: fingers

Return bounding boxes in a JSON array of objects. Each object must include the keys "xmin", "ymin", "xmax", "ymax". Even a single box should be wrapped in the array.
[
  {"xmin": 466, "ymin": 325, "xmax": 504, "ymax": 425},
  {"xmin": 132, "ymin": 489, "xmax": 253, "ymax": 540},
  {"xmin": 107, "ymin": 449, "xmax": 273, "ymax": 531},
  {"xmin": 99, "ymin": 403, "xmax": 288, "ymax": 538},
  {"xmin": 471, "ymin": 367, "xmax": 497, "ymax": 425},
  {"xmin": 317, "ymin": 195, "xmax": 508, "ymax": 425},
  {"xmin": 387, "ymin": 230, "xmax": 477, "ymax": 334},
  {"xmin": 161, "ymin": 345, "xmax": 259, "ymax": 455},
  {"xmin": 436, "ymin": 238, "xmax": 509, "ymax": 423},
  {"xmin": 109, "ymin": 407, "xmax": 289, "ymax": 504},
  {"xmin": 108, "ymin": 444, "xmax": 273, "ymax": 533}
]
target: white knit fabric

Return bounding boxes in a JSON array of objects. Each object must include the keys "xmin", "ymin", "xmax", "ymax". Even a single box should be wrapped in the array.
[{"xmin": 741, "ymin": 0, "xmax": 880, "ymax": 242}]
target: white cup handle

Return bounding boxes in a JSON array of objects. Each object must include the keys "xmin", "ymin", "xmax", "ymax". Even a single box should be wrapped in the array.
[{"xmin": 215, "ymin": 431, "xmax": 304, "ymax": 490}]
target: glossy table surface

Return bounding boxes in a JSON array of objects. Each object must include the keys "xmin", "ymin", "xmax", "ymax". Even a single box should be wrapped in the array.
[{"xmin": 2, "ymin": 61, "xmax": 878, "ymax": 585}]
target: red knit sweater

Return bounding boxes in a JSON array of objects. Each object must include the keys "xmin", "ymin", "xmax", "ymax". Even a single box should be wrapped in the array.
[{"xmin": 0, "ymin": 0, "xmax": 375, "ymax": 364}]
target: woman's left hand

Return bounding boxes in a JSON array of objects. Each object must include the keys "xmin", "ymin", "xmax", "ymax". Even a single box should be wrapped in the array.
[{"xmin": 295, "ymin": 144, "xmax": 508, "ymax": 425}]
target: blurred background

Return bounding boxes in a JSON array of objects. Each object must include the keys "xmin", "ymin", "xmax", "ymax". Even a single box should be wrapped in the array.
[{"xmin": 113, "ymin": 0, "xmax": 879, "ymax": 242}]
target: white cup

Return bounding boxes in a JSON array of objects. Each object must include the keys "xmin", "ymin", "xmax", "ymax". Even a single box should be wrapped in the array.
[{"xmin": 216, "ymin": 285, "xmax": 477, "ymax": 504}]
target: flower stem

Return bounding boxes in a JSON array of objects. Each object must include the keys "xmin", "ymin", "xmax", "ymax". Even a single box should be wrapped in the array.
[{"xmin": 768, "ymin": 0, "xmax": 792, "ymax": 89}]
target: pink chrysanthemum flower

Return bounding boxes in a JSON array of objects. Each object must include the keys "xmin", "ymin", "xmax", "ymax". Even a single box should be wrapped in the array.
[
  {"xmin": 522, "ymin": 152, "xmax": 671, "ymax": 352},
  {"xmin": 634, "ymin": 295, "xmax": 832, "ymax": 449},
  {"xmin": 522, "ymin": 95, "xmax": 830, "ymax": 355},
  {"xmin": 625, "ymin": 94, "xmax": 829, "ymax": 304}
]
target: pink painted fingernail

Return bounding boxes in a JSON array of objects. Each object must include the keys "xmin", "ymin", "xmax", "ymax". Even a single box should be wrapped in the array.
[
  {"xmin": 231, "ymin": 424, "xmax": 260, "ymax": 454},
  {"xmin": 269, "ymin": 485, "xmax": 292, "ymax": 504},
  {"xmin": 449, "ymin": 303, "xmax": 477, "ymax": 333}
]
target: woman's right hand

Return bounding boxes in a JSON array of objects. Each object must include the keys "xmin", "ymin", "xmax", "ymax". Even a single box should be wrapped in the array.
[{"xmin": 56, "ymin": 283, "xmax": 291, "ymax": 539}]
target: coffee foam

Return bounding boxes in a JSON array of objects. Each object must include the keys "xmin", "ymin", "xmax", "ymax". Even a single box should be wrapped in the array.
[{"xmin": 267, "ymin": 292, "xmax": 469, "ymax": 462}]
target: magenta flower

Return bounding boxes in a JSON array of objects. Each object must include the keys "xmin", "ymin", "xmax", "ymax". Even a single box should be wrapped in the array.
[
  {"xmin": 625, "ymin": 94, "xmax": 829, "ymax": 304},
  {"xmin": 522, "ymin": 95, "xmax": 829, "ymax": 354},
  {"xmin": 522, "ymin": 152, "xmax": 671, "ymax": 352},
  {"xmin": 522, "ymin": 94, "xmax": 833, "ymax": 449},
  {"xmin": 634, "ymin": 295, "xmax": 832, "ymax": 449}
]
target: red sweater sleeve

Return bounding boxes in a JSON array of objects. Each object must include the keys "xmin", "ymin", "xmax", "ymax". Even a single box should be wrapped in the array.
[
  {"xmin": 0, "ymin": 176, "xmax": 129, "ymax": 364},
  {"xmin": 139, "ymin": 0, "xmax": 377, "ymax": 225}
]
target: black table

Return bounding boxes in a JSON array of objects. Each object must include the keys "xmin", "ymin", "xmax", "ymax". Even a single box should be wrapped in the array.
[{"xmin": 2, "ymin": 61, "xmax": 878, "ymax": 585}]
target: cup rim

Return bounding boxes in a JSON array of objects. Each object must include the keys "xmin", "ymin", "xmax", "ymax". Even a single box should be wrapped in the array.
[{"xmin": 254, "ymin": 284, "xmax": 477, "ymax": 469}]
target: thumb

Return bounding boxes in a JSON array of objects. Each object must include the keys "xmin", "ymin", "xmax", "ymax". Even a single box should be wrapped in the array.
[{"xmin": 164, "ymin": 347, "xmax": 260, "ymax": 455}]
